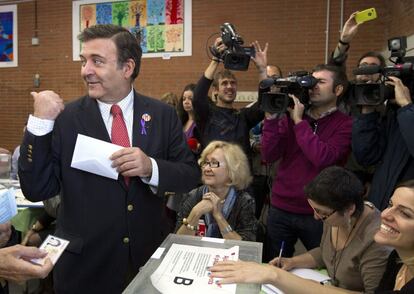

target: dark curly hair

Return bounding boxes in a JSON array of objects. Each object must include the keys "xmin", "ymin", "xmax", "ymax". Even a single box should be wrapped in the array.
[{"xmin": 304, "ymin": 166, "xmax": 364, "ymax": 216}]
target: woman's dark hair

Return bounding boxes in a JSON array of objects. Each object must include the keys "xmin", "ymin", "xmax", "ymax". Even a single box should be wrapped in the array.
[
  {"xmin": 304, "ymin": 166, "xmax": 364, "ymax": 216},
  {"xmin": 177, "ymin": 83, "xmax": 197, "ymax": 125}
]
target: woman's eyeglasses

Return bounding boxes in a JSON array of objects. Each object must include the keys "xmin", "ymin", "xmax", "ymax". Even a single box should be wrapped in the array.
[
  {"xmin": 200, "ymin": 160, "xmax": 220, "ymax": 168},
  {"xmin": 308, "ymin": 200, "xmax": 336, "ymax": 221},
  {"xmin": 314, "ymin": 209, "xmax": 336, "ymax": 221}
]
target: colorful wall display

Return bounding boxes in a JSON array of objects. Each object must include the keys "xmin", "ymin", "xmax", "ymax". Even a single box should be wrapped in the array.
[
  {"xmin": 0, "ymin": 5, "xmax": 17, "ymax": 67},
  {"xmin": 72, "ymin": 0, "xmax": 192, "ymax": 60}
]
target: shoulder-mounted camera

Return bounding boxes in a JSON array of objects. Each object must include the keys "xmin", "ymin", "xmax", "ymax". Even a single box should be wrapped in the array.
[
  {"xmin": 351, "ymin": 36, "xmax": 414, "ymax": 105},
  {"xmin": 259, "ymin": 71, "xmax": 319, "ymax": 114}
]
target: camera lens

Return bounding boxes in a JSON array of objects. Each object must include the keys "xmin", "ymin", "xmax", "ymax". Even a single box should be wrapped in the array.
[
  {"xmin": 390, "ymin": 39, "xmax": 401, "ymax": 50},
  {"xmin": 230, "ymin": 55, "xmax": 240, "ymax": 64}
]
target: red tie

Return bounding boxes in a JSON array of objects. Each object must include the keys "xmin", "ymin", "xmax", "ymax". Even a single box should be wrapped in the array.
[{"xmin": 111, "ymin": 104, "xmax": 130, "ymax": 186}]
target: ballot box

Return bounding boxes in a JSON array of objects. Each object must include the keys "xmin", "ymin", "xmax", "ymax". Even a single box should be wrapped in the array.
[{"xmin": 123, "ymin": 233, "xmax": 263, "ymax": 294}]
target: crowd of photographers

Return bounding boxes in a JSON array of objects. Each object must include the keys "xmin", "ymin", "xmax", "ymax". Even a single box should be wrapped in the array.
[
  {"xmin": 172, "ymin": 11, "xmax": 414, "ymax": 293},
  {"xmin": 330, "ymin": 13, "xmax": 414, "ymax": 214}
]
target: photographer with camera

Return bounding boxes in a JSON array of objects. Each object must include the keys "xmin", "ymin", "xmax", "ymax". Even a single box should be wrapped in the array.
[
  {"xmin": 262, "ymin": 64, "xmax": 352, "ymax": 260},
  {"xmin": 353, "ymin": 76, "xmax": 414, "ymax": 210},
  {"xmin": 332, "ymin": 12, "xmax": 414, "ymax": 211},
  {"xmin": 327, "ymin": 12, "xmax": 386, "ymax": 199},
  {"xmin": 330, "ymin": 12, "xmax": 386, "ymax": 112},
  {"xmin": 192, "ymin": 35, "xmax": 266, "ymax": 161}
]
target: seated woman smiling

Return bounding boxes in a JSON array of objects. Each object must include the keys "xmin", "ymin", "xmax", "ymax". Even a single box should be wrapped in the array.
[
  {"xmin": 374, "ymin": 179, "xmax": 414, "ymax": 293},
  {"xmin": 210, "ymin": 166, "xmax": 391, "ymax": 293},
  {"xmin": 176, "ymin": 140, "xmax": 256, "ymax": 241}
]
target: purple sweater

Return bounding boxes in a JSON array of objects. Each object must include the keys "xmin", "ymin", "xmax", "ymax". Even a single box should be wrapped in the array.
[{"xmin": 261, "ymin": 111, "xmax": 352, "ymax": 214}]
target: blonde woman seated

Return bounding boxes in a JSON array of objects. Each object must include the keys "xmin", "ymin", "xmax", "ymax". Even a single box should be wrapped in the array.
[
  {"xmin": 210, "ymin": 166, "xmax": 391, "ymax": 293},
  {"xmin": 176, "ymin": 140, "xmax": 256, "ymax": 241}
]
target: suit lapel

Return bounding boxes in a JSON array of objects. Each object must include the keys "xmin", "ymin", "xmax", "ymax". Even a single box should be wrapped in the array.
[
  {"xmin": 75, "ymin": 96, "xmax": 111, "ymax": 143},
  {"xmin": 132, "ymin": 92, "xmax": 152, "ymax": 152}
]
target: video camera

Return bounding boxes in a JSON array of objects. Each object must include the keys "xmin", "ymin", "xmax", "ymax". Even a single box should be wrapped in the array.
[
  {"xmin": 210, "ymin": 23, "xmax": 255, "ymax": 71},
  {"xmin": 259, "ymin": 71, "xmax": 319, "ymax": 114},
  {"xmin": 351, "ymin": 36, "xmax": 414, "ymax": 105}
]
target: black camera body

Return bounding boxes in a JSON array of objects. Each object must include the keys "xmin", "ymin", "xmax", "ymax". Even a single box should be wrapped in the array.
[
  {"xmin": 351, "ymin": 36, "xmax": 414, "ymax": 105},
  {"xmin": 259, "ymin": 72, "xmax": 319, "ymax": 114},
  {"xmin": 211, "ymin": 23, "xmax": 254, "ymax": 71},
  {"xmin": 350, "ymin": 83, "xmax": 393, "ymax": 106}
]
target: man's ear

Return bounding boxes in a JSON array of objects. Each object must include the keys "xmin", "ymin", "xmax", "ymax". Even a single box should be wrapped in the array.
[
  {"xmin": 123, "ymin": 58, "xmax": 135, "ymax": 79},
  {"xmin": 335, "ymin": 84, "xmax": 344, "ymax": 97}
]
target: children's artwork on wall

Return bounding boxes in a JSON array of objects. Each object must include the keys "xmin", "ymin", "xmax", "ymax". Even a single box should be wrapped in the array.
[
  {"xmin": 0, "ymin": 5, "xmax": 17, "ymax": 67},
  {"xmin": 72, "ymin": 0, "xmax": 191, "ymax": 60}
]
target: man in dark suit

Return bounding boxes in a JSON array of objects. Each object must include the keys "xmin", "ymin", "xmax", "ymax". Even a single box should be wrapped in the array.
[{"xmin": 18, "ymin": 24, "xmax": 200, "ymax": 293}]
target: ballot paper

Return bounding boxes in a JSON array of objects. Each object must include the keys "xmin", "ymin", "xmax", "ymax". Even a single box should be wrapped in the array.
[
  {"xmin": 0, "ymin": 188, "xmax": 17, "ymax": 223},
  {"xmin": 71, "ymin": 134, "xmax": 124, "ymax": 180},
  {"xmin": 151, "ymin": 243, "xmax": 239, "ymax": 294},
  {"xmin": 290, "ymin": 268, "xmax": 331, "ymax": 283},
  {"xmin": 261, "ymin": 268, "xmax": 331, "ymax": 294},
  {"xmin": 31, "ymin": 235, "xmax": 70, "ymax": 265}
]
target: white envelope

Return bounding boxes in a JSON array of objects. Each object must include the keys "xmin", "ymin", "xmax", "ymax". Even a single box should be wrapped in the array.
[{"xmin": 71, "ymin": 134, "xmax": 124, "ymax": 180}]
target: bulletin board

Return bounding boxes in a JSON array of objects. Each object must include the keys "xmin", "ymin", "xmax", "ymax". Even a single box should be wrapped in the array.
[
  {"xmin": 72, "ymin": 0, "xmax": 192, "ymax": 60},
  {"xmin": 0, "ymin": 4, "xmax": 17, "ymax": 67}
]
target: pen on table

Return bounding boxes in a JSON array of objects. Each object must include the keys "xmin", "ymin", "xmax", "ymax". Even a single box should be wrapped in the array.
[{"xmin": 277, "ymin": 241, "xmax": 285, "ymax": 268}]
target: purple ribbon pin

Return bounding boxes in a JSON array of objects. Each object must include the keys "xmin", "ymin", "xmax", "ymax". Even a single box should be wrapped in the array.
[{"xmin": 140, "ymin": 119, "xmax": 147, "ymax": 135}]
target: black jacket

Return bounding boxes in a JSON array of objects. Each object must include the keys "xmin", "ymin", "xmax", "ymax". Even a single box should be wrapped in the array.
[
  {"xmin": 375, "ymin": 250, "xmax": 414, "ymax": 293},
  {"xmin": 193, "ymin": 75, "xmax": 264, "ymax": 161},
  {"xmin": 352, "ymin": 103, "xmax": 414, "ymax": 209},
  {"xmin": 18, "ymin": 92, "xmax": 200, "ymax": 293}
]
